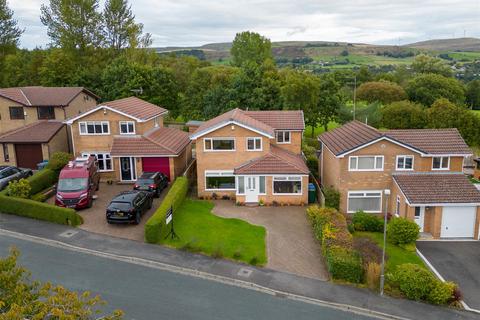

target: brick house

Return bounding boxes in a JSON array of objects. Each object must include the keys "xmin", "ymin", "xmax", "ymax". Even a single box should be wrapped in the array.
[
  {"xmin": 0, "ymin": 87, "xmax": 99, "ymax": 168},
  {"xmin": 65, "ymin": 97, "xmax": 192, "ymax": 182},
  {"xmin": 319, "ymin": 120, "xmax": 480, "ymax": 239},
  {"xmin": 190, "ymin": 108, "xmax": 309, "ymax": 205}
]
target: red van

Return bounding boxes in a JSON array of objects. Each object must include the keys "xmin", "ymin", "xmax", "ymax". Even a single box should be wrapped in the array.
[{"xmin": 55, "ymin": 156, "xmax": 100, "ymax": 209}]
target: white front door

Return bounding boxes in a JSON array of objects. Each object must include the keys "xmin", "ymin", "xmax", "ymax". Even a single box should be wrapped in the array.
[
  {"xmin": 245, "ymin": 176, "xmax": 258, "ymax": 203},
  {"xmin": 414, "ymin": 206, "xmax": 425, "ymax": 232}
]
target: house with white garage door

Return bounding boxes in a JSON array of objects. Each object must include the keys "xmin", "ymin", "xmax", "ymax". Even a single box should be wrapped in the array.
[
  {"xmin": 66, "ymin": 97, "xmax": 192, "ymax": 183},
  {"xmin": 319, "ymin": 120, "xmax": 480, "ymax": 239}
]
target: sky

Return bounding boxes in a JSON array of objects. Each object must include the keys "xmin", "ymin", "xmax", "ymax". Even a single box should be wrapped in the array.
[{"xmin": 9, "ymin": 0, "xmax": 480, "ymax": 49}]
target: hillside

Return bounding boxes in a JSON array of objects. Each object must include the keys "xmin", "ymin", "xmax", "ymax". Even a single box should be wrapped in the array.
[{"xmin": 405, "ymin": 37, "xmax": 480, "ymax": 52}]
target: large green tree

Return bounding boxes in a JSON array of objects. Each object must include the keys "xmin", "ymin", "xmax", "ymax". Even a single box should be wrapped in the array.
[
  {"xmin": 381, "ymin": 100, "xmax": 426, "ymax": 129},
  {"xmin": 40, "ymin": 0, "xmax": 103, "ymax": 51},
  {"xmin": 356, "ymin": 80, "xmax": 407, "ymax": 104},
  {"xmin": 103, "ymin": 0, "xmax": 150, "ymax": 50},
  {"xmin": 0, "ymin": 0, "xmax": 23, "ymax": 56},
  {"xmin": 406, "ymin": 73, "xmax": 465, "ymax": 106},
  {"xmin": 230, "ymin": 31, "xmax": 273, "ymax": 67},
  {"xmin": 411, "ymin": 54, "xmax": 452, "ymax": 77},
  {"xmin": 316, "ymin": 73, "xmax": 344, "ymax": 133},
  {"xmin": 466, "ymin": 80, "xmax": 480, "ymax": 110}
]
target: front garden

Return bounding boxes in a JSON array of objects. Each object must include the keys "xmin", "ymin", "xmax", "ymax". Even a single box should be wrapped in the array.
[{"xmin": 145, "ymin": 177, "xmax": 267, "ymax": 266}]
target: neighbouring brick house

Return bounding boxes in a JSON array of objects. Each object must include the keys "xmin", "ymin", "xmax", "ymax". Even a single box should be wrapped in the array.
[
  {"xmin": 319, "ymin": 120, "xmax": 480, "ymax": 239},
  {"xmin": 0, "ymin": 87, "xmax": 99, "ymax": 168},
  {"xmin": 190, "ymin": 108, "xmax": 309, "ymax": 205},
  {"xmin": 66, "ymin": 96, "xmax": 192, "ymax": 182}
]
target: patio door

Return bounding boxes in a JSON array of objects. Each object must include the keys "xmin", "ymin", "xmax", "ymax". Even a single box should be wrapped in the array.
[
  {"xmin": 414, "ymin": 206, "xmax": 425, "ymax": 232},
  {"xmin": 245, "ymin": 176, "xmax": 258, "ymax": 203},
  {"xmin": 120, "ymin": 157, "xmax": 136, "ymax": 181}
]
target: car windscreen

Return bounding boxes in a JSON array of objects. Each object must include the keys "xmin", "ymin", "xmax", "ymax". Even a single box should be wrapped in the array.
[
  {"xmin": 136, "ymin": 178, "xmax": 154, "ymax": 186},
  {"xmin": 57, "ymin": 178, "xmax": 88, "ymax": 192},
  {"xmin": 107, "ymin": 201, "xmax": 132, "ymax": 211}
]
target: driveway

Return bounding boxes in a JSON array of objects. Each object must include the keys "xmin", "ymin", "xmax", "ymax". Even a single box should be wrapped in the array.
[
  {"xmin": 417, "ymin": 241, "xmax": 480, "ymax": 310},
  {"xmin": 212, "ymin": 201, "xmax": 328, "ymax": 280},
  {"xmin": 48, "ymin": 183, "xmax": 167, "ymax": 241}
]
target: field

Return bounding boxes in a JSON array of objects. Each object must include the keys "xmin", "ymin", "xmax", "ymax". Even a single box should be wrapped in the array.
[{"xmin": 444, "ymin": 51, "xmax": 480, "ymax": 62}]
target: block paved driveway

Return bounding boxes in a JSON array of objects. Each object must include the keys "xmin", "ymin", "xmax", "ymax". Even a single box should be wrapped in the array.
[
  {"xmin": 48, "ymin": 183, "xmax": 167, "ymax": 241},
  {"xmin": 212, "ymin": 201, "xmax": 328, "ymax": 280},
  {"xmin": 417, "ymin": 241, "xmax": 480, "ymax": 310}
]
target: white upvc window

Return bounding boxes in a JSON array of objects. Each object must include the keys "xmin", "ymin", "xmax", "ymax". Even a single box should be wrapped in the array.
[
  {"xmin": 204, "ymin": 138, "xmax": 235, "ymax": 152},
  {"xmin": 246, "ymin": 137, "xmax": 262, "ymax": 151},
  {"xmin": 81, "ymin": 152, "xmax": 113, "ymax": 172},
  {"xmin": 276, "ymin": 131, "xmax": 291, "ymax": 144},
  {"xmin": 272, "ymin": 176, "xmax": 302, "ymax": 195},
  {"xmin": 349, "ymin": 156, "xmax": 384, "ymax": 171},
  {"xmin": 347, "ymin": 191, "xmax": 382, "ymax": 213},
  {"xmin": 432, "ymin": 156, "xmax": 449, "ymax": 170},
  {"xmin": 119, "ymin": 121, "xmax": 135, "ymax": 134},
  {"xmin": 79, "ymin": 121, "xmax": 110, "ymax": 135},
  {"xmin": 396, "ymin": 155, "xmax": 414, "ymax": 171},
  {"xmin": 205, "ymin": 170, "xmax": 235, "ymax": 190}
]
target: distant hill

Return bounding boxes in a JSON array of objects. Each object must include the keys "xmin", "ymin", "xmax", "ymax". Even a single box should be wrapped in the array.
[{"xmin": 405, "ymin": 37, "xmax": 480, "ymax": 52}]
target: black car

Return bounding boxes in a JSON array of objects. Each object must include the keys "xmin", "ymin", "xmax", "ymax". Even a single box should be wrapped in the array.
[
  {"xmin": 133, "ymin": 172, "xmax": 168, "ymax": 198},
  {"xmin": 106, "ymin": 191, "xmax": 153, "ymax": 224},
  {"xmin": 0, "ymin": 166, "xmax": 33, "ymax": 190}
]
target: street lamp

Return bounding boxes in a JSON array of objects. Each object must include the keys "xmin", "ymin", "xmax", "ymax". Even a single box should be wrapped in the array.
[{"xmin": 380, "ymin": 188, "xmax": 390, "ymax": 296}]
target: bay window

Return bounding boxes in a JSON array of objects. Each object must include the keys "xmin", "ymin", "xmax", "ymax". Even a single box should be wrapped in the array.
[
  {"xmin": 347, "ymin": 191, "xmax": 382, "ymax": 213},
  {"xmin": 273, "ymin": 176, "xmax": 302, "ymax": 194}
]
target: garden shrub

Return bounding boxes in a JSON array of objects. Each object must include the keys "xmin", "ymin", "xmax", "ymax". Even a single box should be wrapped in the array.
[
  {"xmin": 145, "ymin": 177, "xmax": 188, "ymax": 243},
  {"xmin": 352, "ymin": 211, "xmax": 384, "ymax": 232},
  {"xmin": 306, "ymin": 155, "xmax": 319, "ymax": 179},
  {"xmin": 323, "ymin": 186, "xmax": 340, "ymax": 210},
  {"xmin": 324, "ymin": 245, "xmax": 363, "ymax": 283},
  {"xmin": 389, "ymin": 263, "xmax": 435, "ymax": 300},
  {"xmin": 387, "ymin": 218, "xmax": 420, "ymax": 245},
  {"xmin": 27, "ymin": 169, "xmax": 58, "ymax": 196},
  {"xmin": 30, "ymin": 192, "xmax": 47, "ymax": 202},
  {"xmin": 427, "ymin": 281, "xmax": 456, "ymax": 305},
  {"xmin": 5, "ymin": 179, "xmax": 31, "ymax": 198},
  {"xmin": 45, "ymin": 152, "xmax": 73, "ymax": 172},
  {"xmin": 0, "ymin": 195, "xmax": 82, "ymax": 226}
]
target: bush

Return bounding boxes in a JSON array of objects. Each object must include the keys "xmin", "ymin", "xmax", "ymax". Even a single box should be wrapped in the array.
[
  {"xmin": 387, "ymin": 218, "xmax": 420, "ymax": 245},
  {"xmin": 0, "ymin": 195, "xmax": 82, "ymax": 226},
  {"xmin": 325, "ymin": 245, "xmax": 363, "ymax": 283},
  {"xmin": 428, "ymin": 281, "xmax": 456, "ymax": 305},
  {"xmin": 5, "ymin": 179, "xmax": 31, "ymax": 198},
  {"xmin": 323, "ymin": 187, "xmax": 340, "ymax": 210},
  {"xmin": 353, "ymin": 237, "xmax": 383, "ymax": 266},
  {"xmin": 46, "ymin": 152, "xmax": 72, "ymax": 172},
  {"xmin": 389, "ymin": 263, "xmax": 435, "ymax": 300},
  {"xmin": 145, "ymin": 177, "xmax": 188, "ymax": 243},
  {"xmin": 30, "ymin": 192, "xmax": 47, "ymax": 202},
  {"xmin": 27, "ymin": 169, "xmax": 58, "ymax": 196},
  {"xmin": 306, "ymin": 155, "xmax": 318, "ymax": 179},
  {"xmin": 352, "ymin": 211, "xmax": 384, "ymax": 232}
]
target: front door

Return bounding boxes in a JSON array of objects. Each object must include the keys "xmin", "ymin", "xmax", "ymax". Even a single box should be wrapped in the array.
[
  {"xmin": 120, "ymin": 157, "xmax": 136, "ymax": 181},
  {"xmin": 414, "ymin": 206, "xmax": 425, "ymax": 232},
  {"xmin": 245, "ymin": 176, "xmax": 258, "ymax": 203}
]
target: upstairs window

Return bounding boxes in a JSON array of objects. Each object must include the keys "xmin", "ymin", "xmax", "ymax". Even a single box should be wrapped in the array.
[
  {"xmin": 37, "ymin": 106, "xmax": 55, "ymax": 120},
  {"xmin": 204, "ymin": 138, "xmax": 235, "ymax": 151},
  {"xmin": 432, "ymin": 156, "xmax": 449, "ymax": 170},
  {"xmin": 246, "ymin": 137, "xmax": 262, "ymax": 151},
  {"xmin": 119, "ymin": 121, "xmax": 135, "ymax": 134},
  {"xmin": 349, "ymin": 156, "xmax": 384, "ymax": 171},
  {"xmin": 276, "ymin": 131, "xmax": 290, "ymax": 144},
  {"xmin": 79, "ymin": 121, "xmax": 110, "ymax": 135},
  {"xmin": 9, "ymin": 107, "xmax": 24, "ymax": 120},
  {"xmin": 396, "ymin": 155, "xmax": 414, "ymax": 170}
]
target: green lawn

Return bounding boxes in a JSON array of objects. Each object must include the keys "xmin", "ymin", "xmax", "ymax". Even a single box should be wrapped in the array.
[
  {"xmin": 162, "ymin": 199, "xmax": 267, "ymax": 265},
  {"xmin": 354, "ymin": 231, "xmax": 426, "ymax": 272},
  {"xmin": 304, "ymin": 122, "xmax": 339, "ymax": 138},
  {"xmin": 445, "ymin": 51, "xmax": 480, "ymax": 62}
]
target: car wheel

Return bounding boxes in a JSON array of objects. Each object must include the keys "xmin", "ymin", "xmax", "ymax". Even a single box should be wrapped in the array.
[{"xmin": 135, "ymin": 211, "xmax": 141, "ymax": 225}]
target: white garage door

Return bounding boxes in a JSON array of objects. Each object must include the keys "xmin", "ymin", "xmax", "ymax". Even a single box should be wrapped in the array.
[{"xmin": 441, "ymin": 206, "xmax": 476, "ymax": 238}]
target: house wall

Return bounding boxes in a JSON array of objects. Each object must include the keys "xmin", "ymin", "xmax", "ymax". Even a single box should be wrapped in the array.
[
  {"xmin": 169, "ymin": 142, "xmax": 192, "ymax": 181},
  {"xmin": 63, "ymin": 92, "xmax": 97, "ymax": 119},
  {"xmin": 270, "ymin": 131, "xmax": 302, "ymax": 154},
  {"xmin": 0, "ymin": 143, "xmax": 16, "ymax": 166}
]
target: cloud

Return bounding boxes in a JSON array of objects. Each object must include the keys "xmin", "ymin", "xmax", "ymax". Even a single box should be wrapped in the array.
[{"xmin": 8, "ymin": 0, "xmax": 480, "ymax": 49}]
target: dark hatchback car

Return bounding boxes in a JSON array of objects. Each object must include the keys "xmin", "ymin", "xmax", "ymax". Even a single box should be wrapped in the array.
[
  {"xmin": 133, "ymin": 172, "xmax": 168, "ymax": 198},
  {"xmin": 0, "ymin": 166, "xmax": 33, "ymax": 190},
  {"xmin": 106, "ymin": 191, "xmax": 153, "ymax": 225}
]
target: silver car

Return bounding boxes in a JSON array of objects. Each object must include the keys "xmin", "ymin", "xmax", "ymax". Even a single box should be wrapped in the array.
[{"xmin": 0, "ymin": 166, "xmax": 33, "ymax": 190}]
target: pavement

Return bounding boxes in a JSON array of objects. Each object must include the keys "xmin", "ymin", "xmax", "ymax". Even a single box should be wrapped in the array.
[
  {"xmin": 0, "ymin": 213, "xmax": 477, "ymax": 320},
  {"xmin": 417, "ymin": 241, "xmax": 480, "ymax": 310},
  {"xmin": 48, "ymin": 182, "xmax": 168, "ymax": 241},
  {"xmin": 212, "ymin": 200, "xmax": 328, "ymax": 280}
]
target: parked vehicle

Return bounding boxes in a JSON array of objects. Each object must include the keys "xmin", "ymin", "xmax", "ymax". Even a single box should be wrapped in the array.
[
  {"xmin": 133, "ymin": 172, "xmax": 168, "ymax": 198},
  {"xmin": 0, "ymin": 166, "xmax": 33, "ymax": 190},
  {"xmin": 55, "ymin": 156, "xmax": 100, "ymax": 209},
  {"xmin": 106, "ymin": 190, "xmax": 153, "ymax": 224}
]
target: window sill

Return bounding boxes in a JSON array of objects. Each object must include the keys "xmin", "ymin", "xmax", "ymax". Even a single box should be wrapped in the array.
[
  {"xmin": 272, "ymin": 193, "xmax": 303, "ymax": 196},
  {"xmin": 205, "ymin": 188, "xmax": 236, "ymax": 191}
]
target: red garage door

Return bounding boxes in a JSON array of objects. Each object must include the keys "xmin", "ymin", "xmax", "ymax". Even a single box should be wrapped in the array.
[
  {"xmin": 15, "ymin": 144, "xmax": 43, "ymax": 169},
  {"xmin": 142, "ymin": 157, "xmax": 170, "ymax": 180}
]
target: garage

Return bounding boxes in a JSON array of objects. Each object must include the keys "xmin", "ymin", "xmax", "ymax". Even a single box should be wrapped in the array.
[
  {"xmin": 15, "ymin": 144, "xmax": 43, "ymax": 169},
  {"xmin": 142, "ymin": 157, "xmax": 170, "ymax": 180},
  {"xmin": 441, "ymin": 206, "xmax": 476, "ymax": 238}
]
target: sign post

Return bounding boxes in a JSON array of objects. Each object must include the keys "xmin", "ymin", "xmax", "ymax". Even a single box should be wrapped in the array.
[{"xmin": 164, "ymin": 206, "xmax": 178, "ymax": 240}]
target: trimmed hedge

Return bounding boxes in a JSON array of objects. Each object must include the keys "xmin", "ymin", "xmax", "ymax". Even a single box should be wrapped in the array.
[
  {"xmin": 322, "ymin": 187, "xmax": 340, "ymax": 210},
  {"xmin": 27, "ymin": 168, "xmax": 58, "ymax": 196},
  {"xmin": 145, "ymin": 177, "xmax": 188, "ymax": 243},
  {"xmin": 352, "ymin": 211, "xmax": 384, "ymax": 232},
  {"xmin": 387, "ymin": 217, "xmax": 420, "ymax": 245},
  {"xmin": 0, "ymin": 195, "xmax": 82, "ymax": 226},
  {"xmin": 325, "ymin": 245, "xmax": 363, "ymax": 283}
]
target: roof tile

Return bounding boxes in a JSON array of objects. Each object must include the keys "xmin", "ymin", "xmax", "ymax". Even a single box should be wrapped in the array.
[
  {"xmin": 102, "ymin": 97, "xmax": 167, "ymax": 121},
  {"xmin": 0, "ymin": 121, "xmax": 64, "ymax": 143},
  {"xmin": 0, "ymin": 86, "xmax": 98, "ymax": 106}
]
